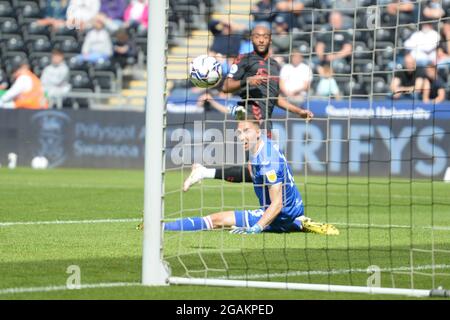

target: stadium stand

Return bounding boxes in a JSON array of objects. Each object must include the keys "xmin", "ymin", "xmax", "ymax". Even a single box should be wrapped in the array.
[{"xmin": 0, "ymin": 0, "xmax": 449, "ymax": 109}]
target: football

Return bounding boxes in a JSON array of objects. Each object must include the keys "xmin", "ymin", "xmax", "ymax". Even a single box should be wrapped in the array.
[
  {"xmin": 31, "ymin": 156, "xmax": 49, "ymax": 169},
  {"xmin": 189, "ymin": 55, "xmax": 222, "ymax": 88}
]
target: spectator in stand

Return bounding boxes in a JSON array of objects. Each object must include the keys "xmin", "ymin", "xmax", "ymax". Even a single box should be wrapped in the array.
[
  {"xmin": 113, "ymin": 29, "xmax": 138, "ymax": 68},
  {"xmin": 314, "ymin": 11, "xmax": 352, "ymax": 74},
  {"xmin": 439, "ymin": 20, "xmax": 450, "ymax": 55},
  {"xmin": 77, "ymin": 17, "xmax": 113, "ymax": 63},
  {"xmin": 404, "ymin": 22, "xmax": 441, "ymax": 67},
  {"xmin": 0, "ymin": 63, "xmax": 48, "ymax": 109},
  {"xmin": 326, "ymin": 0, "xmax": 358, "ymax": 28},
  {"xmin": 96, "ymin": 0, "xmax": 127, "ymax": 33},
  {"xmin": 280, "ymin": 49, "xmax": 312, "ymax": 104},
  {"xmin": 274, "ymin": 0, "xmax": 304, "ymax": 30},
  {"xmin": 422, "ymin": 0, "xmax": 445, "ymax": 21},
  {"xmin": 271, "ymin": 15, "xmax": 291, "ymax": 54},
  {"xmin": 390, "ymin": 53, "xmax": 423, "ymax": 99},
  {"xmin": 417, "ymin": 63, "xmax": 446, "ymax": 104},
  {"xmin": 384, "ymin": 0, "xmax": 418, "ymax": 25},
  {"xmin": 436, "ymin": 47, "xmax": 450, "ymax": 67},
  {"xmin": 123, "ymin": 0, "xmax": 149, "ymax": 30},
  {"xmin": 315, "ymin": 63, "xmax": 341, "ymax": 99},
  {"xmin": 208, "ymin": 19, "xmax": 242, "ymax": 57},
  {"xmin": 40, "ymin": 49, "xmax": 71, "ymax": 105},
  {"xmin": 37, "ymin": 0, "xmax": 69, "ymax": 30},
  {"xmin": 66, "ymin": 0, "xmax": 101, "ymax": 30},
  {"xmin": 251, "ymin": 0, "xmax": 275, "ymax": 26},
  {"xmin": 196, "ymin": 92, "xmax": 235, "ymax": 114}
]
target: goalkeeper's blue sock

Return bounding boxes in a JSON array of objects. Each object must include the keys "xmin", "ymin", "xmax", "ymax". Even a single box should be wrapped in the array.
[{"xmin": 164, "ymin": 216, "xmax": 213, "ymax": 231}]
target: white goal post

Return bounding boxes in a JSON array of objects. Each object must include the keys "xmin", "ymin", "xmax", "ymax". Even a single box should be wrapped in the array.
[
  {"xmin": 142, "ymin": 0, "xmax": 170, "ymax": 286},
  {"xmin": 142, "ymin": 0, "xmax": 450, "ymax": 298}
]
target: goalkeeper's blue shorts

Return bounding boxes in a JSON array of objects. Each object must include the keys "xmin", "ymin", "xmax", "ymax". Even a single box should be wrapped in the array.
[{"xmin": 234, "ymin": 208, "xmax": 303, "ymax": 233}]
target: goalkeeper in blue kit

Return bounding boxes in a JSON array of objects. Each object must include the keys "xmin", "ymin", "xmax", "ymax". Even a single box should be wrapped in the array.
[{"xmin": 165, "ymin": 116, "xmax": 339, "ymax": 235}]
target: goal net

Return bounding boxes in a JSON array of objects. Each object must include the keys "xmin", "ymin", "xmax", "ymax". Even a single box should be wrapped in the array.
[{"xmin": 146, "ymin": 0, "xmax": 450, "ymax": 297}]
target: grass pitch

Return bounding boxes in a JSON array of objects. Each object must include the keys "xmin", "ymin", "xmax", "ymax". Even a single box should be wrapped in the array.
[{"xmin": 1, "ymin": 168, "xmax": 449, "ymax": 300}]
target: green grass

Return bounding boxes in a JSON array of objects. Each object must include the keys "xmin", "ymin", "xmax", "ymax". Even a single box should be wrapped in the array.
[{"xmin": 1, "ymin": 168, "xmax": 449, "ymax": 300}]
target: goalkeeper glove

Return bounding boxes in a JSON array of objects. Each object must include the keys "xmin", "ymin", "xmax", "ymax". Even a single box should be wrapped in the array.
[
  {"xmin": 230, "ymin": 224, "xmax": 263, "ymax": 234},
  {"xmin": 229, "ymin": 105, "xmax": 246, "ymax": 120}
]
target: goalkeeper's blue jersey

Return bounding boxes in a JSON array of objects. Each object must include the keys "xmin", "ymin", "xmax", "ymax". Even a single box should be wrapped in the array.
[{"xmin": 249, "ymin": 138, "xmax": 304, "ymax": 219}]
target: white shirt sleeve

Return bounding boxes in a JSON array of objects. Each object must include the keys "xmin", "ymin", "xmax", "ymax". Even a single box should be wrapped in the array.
[
  {"xmin": 280, "ymin": 65, "xmax": 289, "ymax": 80},
  {"xmin": 0, "ymin": 75, "xmax": 33, "ymax": 103},
  {"xmin": 307, "ymin": 65, "xmax": 313, "ymax": 82},
  {"xmin": 404, "ymin": 32, "xmax": 418, "ymax": 50},
  {"xmin": 67, "ymin": 0, "xmax": 100, "ymax": 22}
]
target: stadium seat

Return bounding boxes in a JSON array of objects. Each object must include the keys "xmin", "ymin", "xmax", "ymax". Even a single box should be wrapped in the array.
[
  {"xmin": 93, "ymin": 58, "xmax": 117, "ymax": 72},
  {"xmin": 21, "ymin": 1, "xmax": 41, "ymax": 19},
  {"xmin": 32, "ymin": 54, "xmax": 51, "ymax": 69},
  {"xmin": 171, "ymin": 4, "xmax": 199, "ymax": 24},
  {"xmin": 0, "ymin": 68, "xmax": 8, "ymax": 86},
  {"xmin": 375, "ymin": 28, "xmax": 394, "ymax": 42},
  {"xmin": 358, "ymin": 0, "xmax": 376, "ymax": 6},
  {"xmin": 301, "ymin": 9, "xmax": 325, "ymax": 26},
  {"xmin": 444, "ymin": 0, "xmax": 450, "ymax": 16},
  {"xmin": 70, "ymin": 71, "xmax": 94, "ymax": 91},
  {"xmin": 0, "ymin": 1, "xmax": 13, "ymax": 18},
  {"xmin": 375, "ymin": 41, "xmax": 394, "ymax": 51},
  {"xmin": 375, "ymin": 49, "xmax": 395, "ymax": 71},
  {"xmin": 353, "ymin": 59, "xmax": 374, "ymax": 74},
  {"xmin": 351, "ymin": 79, "xmax": 367, "ymax": 96},
  {"xmin": 67, "ymin": 56, "xmax": 89, "ymax": 72},
  {"xmin": 356, "ymin": 6, "xmax": 379, "ymax": 29},
  {"xmin": 24, "ymin": 21, "xmax": 50, "ymax": 38},
  {"xmin": 136, "ymin": 37, "xmax": 148, "ymax": 56},
  {"xmin": 335, "ymin": 75, "xmax": 353, "ymax": 91},
  {"xmin": 0, "ymin": 19, "xmax": 20, "ymax": 37},
  {"xmin": 354, "ymin": 30, "xmax": 374, "ymax": 46},
  {"xmin": 293, "ymin": 30, "xmax": 312, "ymax": 43},
  {"xmin": 54, "ymin": 37, "xmax": 81, "ymax": 54},
  {"xmin": 52, "ymin": 27, "xmax": 78, "ymax": 40},
  {"xmin": 364, "ymin": 77, "xmax": 389, "ymax": 95},
  {"xmin": 4, "ymin": 35, "xmax": 25, "ymax": 53},
  {"xmin": 27, "ymin": 37, "xmax": 51, "ymax": 53},
  {"xmin": 341, "ymin": 77, "xmax": 367, "ymax": 96},
  {"xmin": 332, "ymin": 59, "xmax": 351, "ymax": 74},
  {"xmin": 93, "ymin": 72, "xmax": 115, "ymax": 92},
  {"xmin": 3, "ymin": 53, "xmax": 27, "ymax": 76},
  {"xmin": 295, "ymin": 41, "xmax": 310, "ymax": 54}
]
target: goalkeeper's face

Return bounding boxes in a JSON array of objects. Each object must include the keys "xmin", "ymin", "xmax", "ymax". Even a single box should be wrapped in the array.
[{"xmin": 237, "ymin": 120, "xmax": 261, "ymax": 153}]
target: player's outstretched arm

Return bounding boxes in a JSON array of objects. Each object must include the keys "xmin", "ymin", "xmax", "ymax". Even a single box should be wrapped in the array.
[
  {"xmin": 277, "ymin": 96, "xmax": 314, "ymax": 121},
  {"xmin": 231, "ymin": 183, "xmax": 283, "ymax": 234},
  {"xmin": 222, "ymin": 77, "xmax": 242, "ymax": 93},
  {"xmin": 197, "ymin": 93, "xmax": 230, "ymax": 114}
]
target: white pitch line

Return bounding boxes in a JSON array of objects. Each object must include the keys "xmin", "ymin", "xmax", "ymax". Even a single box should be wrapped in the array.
[
  {"xmin": 2, "ymin": 218, "xmax": 449, "ymax": 232},
  {"xmin": 0, "ymin": 282, "xmax": 140, "ymax": 295},
  {"xmin": 0, "ymin": 218, "xmax": 141, "ymax": 227},
  {"xmin": 2, "ymin": 265, "xmax": 449, "ymax": 295},
  {"xmin": 219, "ymin": 264, "xmax": 450, "ymax": 281},
  {"xmin": 330, "ymin": 222, "xmax": 450, "ymax": 231}
]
